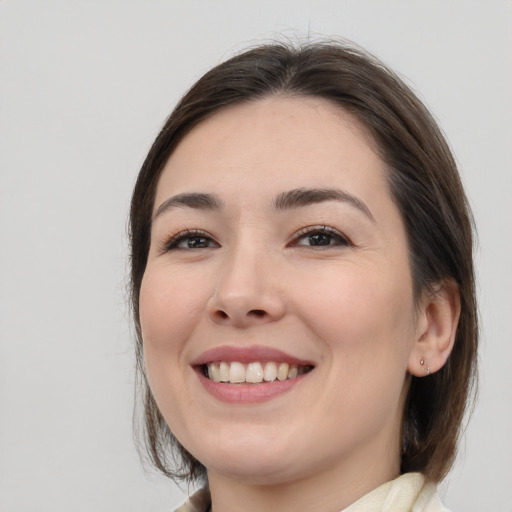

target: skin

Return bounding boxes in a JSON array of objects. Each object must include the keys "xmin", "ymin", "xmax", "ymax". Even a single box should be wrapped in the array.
[{"xmin": 139, "ymin": 96, "xmax": 458, "ymax": 512}]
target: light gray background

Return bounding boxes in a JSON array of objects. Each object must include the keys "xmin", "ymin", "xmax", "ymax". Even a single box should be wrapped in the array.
[{"xmin": 1, "ymin": 1, "xmax": 511, "ymax": 511}]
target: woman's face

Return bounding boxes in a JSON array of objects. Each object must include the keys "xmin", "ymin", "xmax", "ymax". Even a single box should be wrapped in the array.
[{"xmin": 140, "ymin": 96, "xmax": 420, "ymax": 486}]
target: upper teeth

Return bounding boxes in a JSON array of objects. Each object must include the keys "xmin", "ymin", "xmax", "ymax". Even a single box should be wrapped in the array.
[{"xmin": 207, "ymin": 361, "xmax": 306, "ymax": 383}]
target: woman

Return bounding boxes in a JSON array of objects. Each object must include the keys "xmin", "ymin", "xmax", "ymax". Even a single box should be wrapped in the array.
[{"xmin": 129, "ymin": 41, "xmax": 478, "ymax": 511}]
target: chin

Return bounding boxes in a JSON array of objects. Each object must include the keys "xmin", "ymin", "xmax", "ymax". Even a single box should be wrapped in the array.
[{"xmin": 187, "ymin": 429, "xmax": 307, "ymax": 485}]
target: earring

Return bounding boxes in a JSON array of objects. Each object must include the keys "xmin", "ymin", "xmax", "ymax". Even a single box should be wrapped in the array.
[{"xmin": 420, "ymin": 359, "xmax": 431, "ymax": 375}]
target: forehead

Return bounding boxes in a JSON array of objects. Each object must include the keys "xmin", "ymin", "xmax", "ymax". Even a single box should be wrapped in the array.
[{"xmin": 155, "ymin": 96, "xmax": 387, "ymax": 208}]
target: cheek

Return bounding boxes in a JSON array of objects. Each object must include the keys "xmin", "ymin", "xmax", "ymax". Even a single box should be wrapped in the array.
[
  {"xmin": 294, "ymin": 266, "xmax": 415, "ymax": 429},
  {"xmin": 291, "ymin": 262, "xmax": 416, "ymax": 366},
  {"xmin": 138, "ymin": 266, "xmax": 210, "ymax": 391},
  {"xmin": 140, "ymin": 266, "xmax": 207, "ymax": 344}
]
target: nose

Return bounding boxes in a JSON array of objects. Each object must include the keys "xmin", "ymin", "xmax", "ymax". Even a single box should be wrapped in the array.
[{"xmin": 207, "ymin": 244, "xmax": 286, "ymax": 327}]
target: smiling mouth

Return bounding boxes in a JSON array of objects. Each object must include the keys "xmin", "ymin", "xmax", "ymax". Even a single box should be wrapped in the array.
[{"xmin": 202, "ymin": 361, "xmax": 314, "ymax": 384}]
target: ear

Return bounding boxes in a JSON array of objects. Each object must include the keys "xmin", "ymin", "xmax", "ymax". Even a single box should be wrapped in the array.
[{"xmin": 408, "ymin": 278, "xmax": 461, "ymax": 377}]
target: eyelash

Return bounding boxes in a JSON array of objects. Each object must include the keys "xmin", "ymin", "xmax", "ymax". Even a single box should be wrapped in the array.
[
  {"xmin": 290, "ymin": 225, "xmax": 352, "ymax": 249},
  {"xmin": 162, "ymin": 225, "xmax": 352, "ymax": 252},
  {"xmin": 163, "ymin": 229, "xmax": 218, "ymax": 251}
]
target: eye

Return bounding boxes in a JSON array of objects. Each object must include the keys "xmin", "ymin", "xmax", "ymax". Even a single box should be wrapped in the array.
[
  {"xmin": 164, "ymin": 229, "xmax": 219, "ymax": 251},
  {"xmin": 292, "ymin": 226, "xmax": 351, "ymax": 248}
]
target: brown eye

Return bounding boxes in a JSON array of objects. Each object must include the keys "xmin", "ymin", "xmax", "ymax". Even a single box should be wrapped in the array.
[
  {"xmin": 305, "ymin": 233, "xmax": 334, "ymax": 246},
  {"xmin": 165, "ymin": 230, "xmax": 219, "ymax": 251},
  {"xmin": 294, "ymin": 226, "xmax": 351, "ymax": 248},
  {"xmin": 182, "ymin": 236, "xmax": 211, "ymax": 249}
]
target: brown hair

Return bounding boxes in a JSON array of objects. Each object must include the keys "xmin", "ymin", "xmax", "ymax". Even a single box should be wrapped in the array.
[{"xmin": 130, "ymin": 41, "xmax": 478, "ymax": 483}]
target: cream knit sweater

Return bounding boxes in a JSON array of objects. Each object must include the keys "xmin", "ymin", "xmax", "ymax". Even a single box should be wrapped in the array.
[{"xmin": 174, "ymin": 472, "xmax": 451, "ymax": 512}]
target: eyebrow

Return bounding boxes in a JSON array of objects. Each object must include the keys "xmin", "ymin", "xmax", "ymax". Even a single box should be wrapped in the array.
[
  {"xmin": 154, "ymin": 187, "xmax": 374, "ymax": 222},
  {"xmin": 154, "ymin": 192, "xmax": 223, "ymax": 219},
  {"xmin": 273, "ymin": 187, "xmax": 375, "ymax": 222}
]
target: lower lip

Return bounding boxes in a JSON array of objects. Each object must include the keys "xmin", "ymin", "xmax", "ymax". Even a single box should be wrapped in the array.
[{"xmin": 195, "ymin": 368, "xmax": 309, "ymax": 404}]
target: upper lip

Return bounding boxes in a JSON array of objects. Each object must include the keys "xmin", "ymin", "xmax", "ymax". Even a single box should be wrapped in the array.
[{"xmin": 191, "ymin": 345, "xmax": 314, "ymax": 366}]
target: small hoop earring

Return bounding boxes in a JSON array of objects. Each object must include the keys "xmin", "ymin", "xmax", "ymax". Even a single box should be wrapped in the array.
[{"xmin": 420, "ymin": 359, "xmax": 431, "ymax": 375}]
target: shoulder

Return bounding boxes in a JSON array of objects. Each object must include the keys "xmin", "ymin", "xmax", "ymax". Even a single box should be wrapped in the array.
[
  {"xmin": 413, "ymin": 481, "xmax": 452, "ymax": 512},
  {"xmin": 343, "ymin": 473, "xmax": 452, "ymax": 512},
  {"xmin": 173, "ymin": 487, "xmax": 211, "ymax": 512}
]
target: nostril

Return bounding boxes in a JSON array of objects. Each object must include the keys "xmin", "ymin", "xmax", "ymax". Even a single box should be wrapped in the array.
[
  {"xmin": 209, "ymin": 305, "xmax": 275, "ymax": 325},
  {"xmin": 249, "ymin": 309, "xmax": 266, "ymax": 317}
]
